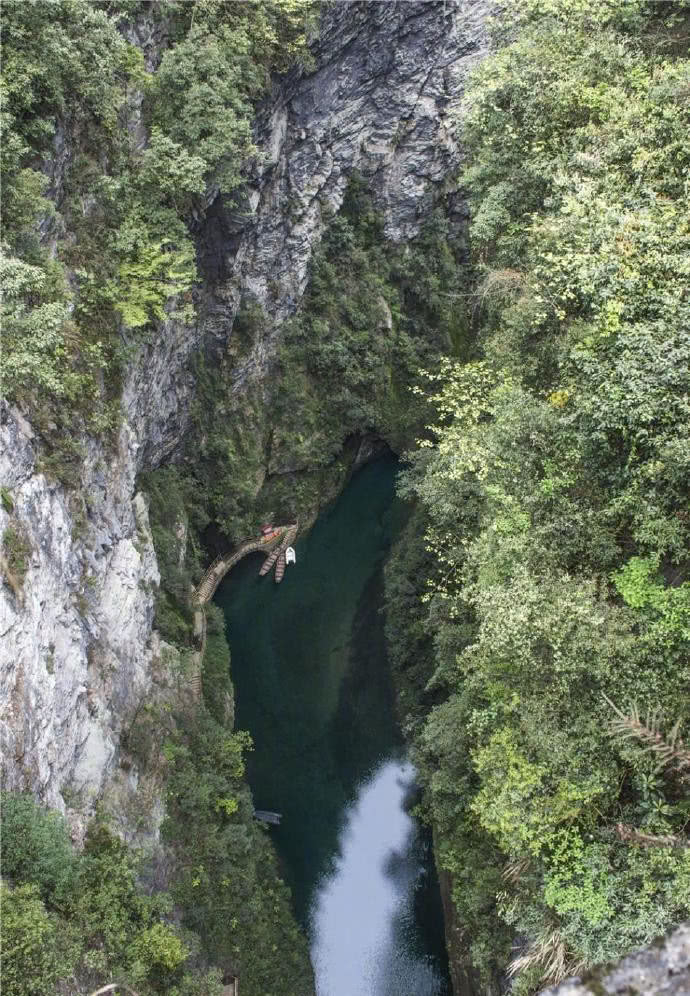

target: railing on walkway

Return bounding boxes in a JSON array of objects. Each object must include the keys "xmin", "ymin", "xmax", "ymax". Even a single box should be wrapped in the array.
[{"xmin": 193, "ymin": 525, "xmax": 297, "ymax": 604}]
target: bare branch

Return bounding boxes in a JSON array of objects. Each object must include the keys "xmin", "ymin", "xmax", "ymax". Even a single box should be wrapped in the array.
[{"xmin": 615, "ymin": 823, "xmax": 689, "ymax": 849}]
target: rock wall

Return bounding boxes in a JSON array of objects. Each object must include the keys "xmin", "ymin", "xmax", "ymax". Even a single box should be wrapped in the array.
[
  {"xmin": 540, "ymin": 922, "xmax": 690, "ymax": 996},
  {"xmin": 0, "ymin": 402, "xmax": 160, "ymax": 816},
  {"xmin": 204, "ymin": 0, "xmax": 489, "ymax": 395},
  {"xmin": 0, "ymin": 0, "xmax": 489, "ymax": 820}
]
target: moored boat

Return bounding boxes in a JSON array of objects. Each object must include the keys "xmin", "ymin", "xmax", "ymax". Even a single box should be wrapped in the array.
[{"xmin": 259, "ymin": 545, "xmax": 282, "ymax": 576}]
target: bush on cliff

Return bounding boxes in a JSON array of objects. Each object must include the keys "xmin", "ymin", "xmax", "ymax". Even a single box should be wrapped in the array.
[{"xmin": 0, "ymin": 792, "xmax": 224, "ymax": 995}]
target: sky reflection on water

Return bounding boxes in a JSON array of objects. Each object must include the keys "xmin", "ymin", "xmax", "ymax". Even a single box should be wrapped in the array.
[
  {"xmin": 217, "ymin": 459, "xmax": 449, "ymax": 994},
  {"xmin": 310, "ymin": 760, "xmax": 446, "ymax": 996}
]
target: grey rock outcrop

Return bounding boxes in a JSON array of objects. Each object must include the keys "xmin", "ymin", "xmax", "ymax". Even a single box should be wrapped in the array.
[
  {"xmin": 540, "ymin": 922, "xmax": 690, "ymax": 996},
  {"xmin": 0, "ymin": 402, "xmax": 160, "ymax": 814},
  {"xmin": 207, "ymin": 0, "xmax": 488, "ymax": 394},
  {"xmin": 0, "ymin": 0, "xmax": 489, "ymax": 816}
]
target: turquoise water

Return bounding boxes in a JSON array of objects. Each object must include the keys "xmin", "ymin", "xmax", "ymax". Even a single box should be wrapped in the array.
[{"xmin": 216, "ymin": 457, "xmax": 450, "ymax": 995}]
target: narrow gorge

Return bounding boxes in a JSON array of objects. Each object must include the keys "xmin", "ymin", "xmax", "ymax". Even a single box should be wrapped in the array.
[{"xmin": 2, "ymin": 2, "xmax": 689, "ymax": 995}]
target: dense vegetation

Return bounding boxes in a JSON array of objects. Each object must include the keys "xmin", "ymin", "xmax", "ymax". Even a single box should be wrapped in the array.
[
  {"xmin": 130, "ymin": 178, "xmax": 465, "ymax": 995},
  {"xmin": 140, "ymin": 174, "xmax": 466, "ymax": 652},
  {"xmin": 126, "ymin": 702, "xmax": 314, "ymax": 995},
  {"xmin": 7, "ymin": 0, "xmax": 689, "ymax": 992},
  {"xmin": 2, "ymin": 693, "xmax": 314, "ymax": 996},
  {"xmin": 1, "ymin": 0, "xmax": 315, "ymax": 477},
  {"xmin": 1, "ymin": 792, "xmax": 224, "ymax": 995},
  {"xmin": 143, "ymin": 176, "xmax": 466, "ymax": 554},
  {"xmin": 2, "ymin": 4, "xmax": 317, "ymax": 994},
  {"xmin": 386, "ymin": 1, "xmax": 690, "ymax": 990},
  {"xmin": 3, "ymin": 4, "xmax": 464, "ymax": 989}
]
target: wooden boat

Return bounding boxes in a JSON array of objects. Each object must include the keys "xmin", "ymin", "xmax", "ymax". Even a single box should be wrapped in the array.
[
  {"xmin": 259, "ymin": 545, "xmax": 282, "ymax": 576},
  {"xmin": 254, "ymin": 810, "xmax": 282, "ymax": 825},
  {"xmin": 274, "ymin": 550, "xmax": 286, "ymax": 583},
  {"xmin": 285, "ymin": 546, "xmax": 296, "ymax": 565}
]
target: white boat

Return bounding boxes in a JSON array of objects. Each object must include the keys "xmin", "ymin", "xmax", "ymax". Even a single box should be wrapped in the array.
[{"xmin": 285, "ymin": 546, "xmax": 296, "ymax": 565}]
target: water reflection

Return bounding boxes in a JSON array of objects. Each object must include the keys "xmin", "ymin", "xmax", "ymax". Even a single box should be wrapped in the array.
[
  {"xmin": 310, "ymin": 760, "xmax": 448, "ymax": 996},
  {"xmin": 216, "ymin": 458, "xmax": 450, "ymax": 994}
]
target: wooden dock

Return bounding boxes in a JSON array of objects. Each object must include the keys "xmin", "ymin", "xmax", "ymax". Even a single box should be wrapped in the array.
[
  {"xmin": 193, "ymin": 523, "xmax": 298, "ymax": 603},
  {"xmin": 186, "ymin": 524, "xmax": 298, "ymax": 700}
]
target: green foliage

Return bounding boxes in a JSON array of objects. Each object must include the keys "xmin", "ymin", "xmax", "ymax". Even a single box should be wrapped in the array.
[
  {"xmin": 0, "ymin": 0, "xmax": 316, "ymax": 436},
  {"xmin": 612, "ymin": 558, "xmax": 690, "ymax": 643},
  {"xmin": 161, "ymin": 711, "xmax": 314, "ymax": 996},
  {"xmin": 2, "ymin": 520, "xmax": 32, "ymax": 589},
  {"xmin": 109, "ymin": 239, "xmax": 196, "ymax": 330},
  {"xmin": 0, "ymin": 247, "xmax": 98, "ymax": 405},
  {"xmin": 202, "ymin": 603, "xmax": 233, "ymax": 724},
  {"xmin": 148, "ymin": 23, "xmax": 258, "ymax": 194},
  {"xmin": 130, "ymin": 922, "xmax": 189, "ymax": 989},
  {"xmin": 0, "ymin": 883, "xmax": 77, "ymax": 996},
  {"xmin": 0, "ymin": 792, "xmax": 228, "ymax": 995},
  {"xmin": 174, "ymin": 176, "xmax": 465, "ymax": 546},
  {"xmin": 389, "ymin": 1, "xmax": 690, "ymax": 989},
  {"xmin": 185, "ymin": 353, "xmax": 270, "ymax": 543},
  {"xmin": 120, "ymin": 687, "xmax": 314, "ymax": 995},
  {"xmin": 0, "ymin": 793, "xmax": 76, "ymax": 902},
  {"xmin": 139, "ymin": 467, "xmax": 206, "ymax": 645},
  {"xmin": 275, "ymin": 181, "xmax": 464, "ymax": 464},
  {"xmin": 383, "ymin": 507, "xmax": 440, "ymax": 734},
  {"xmin": 1, "ymin": 0, "xmax": 141, "ymax": 418}
]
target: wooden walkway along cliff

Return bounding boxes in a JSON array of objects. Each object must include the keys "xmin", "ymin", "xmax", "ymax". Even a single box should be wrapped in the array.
[
  {"xmin": 194, "ymin": 523, "xmax": 297, "ymax": 604},
  {"xmin": 187, "ymin": 524, "xmax": 298, "ymax": 701}
]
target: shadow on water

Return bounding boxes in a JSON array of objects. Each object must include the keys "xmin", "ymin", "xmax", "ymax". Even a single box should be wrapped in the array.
[{"xmin": 216, "ymin": 456, "xmax": 450, "ymax": 995}]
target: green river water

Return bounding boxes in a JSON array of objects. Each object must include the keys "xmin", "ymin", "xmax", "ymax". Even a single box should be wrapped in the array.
[{"xmin": 216, "ymin": 456, "xmax": 450, "ymax": 996}]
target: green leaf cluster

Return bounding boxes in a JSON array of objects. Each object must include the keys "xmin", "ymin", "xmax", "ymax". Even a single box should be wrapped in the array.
[{"xmin": 388, "ymin": 2, "xmax": 690, "ymax": 989}]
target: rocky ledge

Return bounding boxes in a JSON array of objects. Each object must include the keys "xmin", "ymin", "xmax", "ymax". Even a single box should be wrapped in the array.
[{"xmin": 541, "ymin": 923, "xmax": 690, "ymax": 996}]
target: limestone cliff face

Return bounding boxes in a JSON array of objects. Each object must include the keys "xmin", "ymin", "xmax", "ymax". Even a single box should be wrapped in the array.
[
  {"xmin": 219, "ymin": 0, "xmax": 489, "ymax": 379},
  {"xmin": 0, "ymin": 403, "xmax": 160, "ymax": 816},
  {"xmin": 539, "ymin": 922, "xmax": 690, "ymax": 996},
  {"xmin": 0, "ymin": 1, "xmax": 489, "ymax": 820}
]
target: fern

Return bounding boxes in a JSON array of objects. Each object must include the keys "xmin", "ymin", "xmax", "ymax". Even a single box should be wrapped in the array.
[{"xmin": 603, "ymin": 694, "xmax": 690, "ymax": 782}]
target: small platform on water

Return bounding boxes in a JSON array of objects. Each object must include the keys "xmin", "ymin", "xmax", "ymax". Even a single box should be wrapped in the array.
[{"xmin": 254, "ymin": 810, "xmax": 282, "ymax": 825}]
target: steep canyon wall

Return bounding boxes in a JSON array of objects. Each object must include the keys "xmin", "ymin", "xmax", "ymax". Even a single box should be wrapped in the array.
[{"xmin": 0, "ymin": 0, "xmax": 489, "ymax": 821}]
